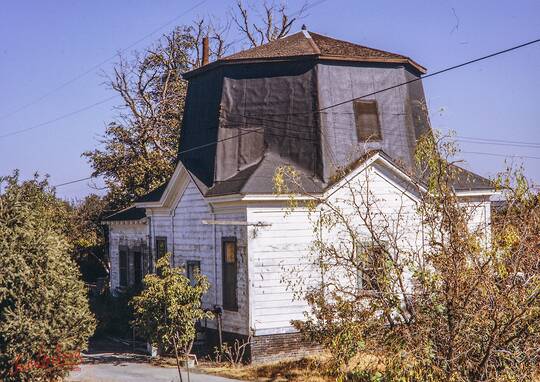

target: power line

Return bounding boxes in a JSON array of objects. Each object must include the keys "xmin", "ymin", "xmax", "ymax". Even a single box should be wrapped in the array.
[
  {"xmin": 0, "ymin": 95, "xmax": 118, "ymax": 139},
  {"xmin": 461, "ymin": 151, "xmax": 540, "ymax": 160},
  {"xmin": 0, "ymin": 0, "xmax": 208, "ymax": 122},
  {"xmin": 456, "ymin": 135, "xmax": 540, "ymax": 148},
  {"xmin": 53, "ymin": 176, "xmax": 94, "ymax": 188},
  {"xmin": 0, "ymin": 0, "xmax": 330, "ymax": 124},
  {"xmin": 227, "ymin": 111, "xmax": 540, "ymax": 150},
  {"xmin": 54, "ymin": 128, "xmax": 258, "ymax": 188},
  {"xmin": 53, "ymin": 125, "xmax": 540, "ymax": 189},
  {"xmin": 237, "ymin": 36, "xmax": 540, "ymax": 117},
  {"xmin": 0, "ymin": 0, "xmax": 333, "ymax": 140},
  {"xmin": 319, "ymin": 37, "xmax": 540, "ymax": 112}
]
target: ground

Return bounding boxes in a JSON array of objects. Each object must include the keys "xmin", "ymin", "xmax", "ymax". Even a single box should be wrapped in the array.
[
  {"xmin": 67, "ymin": 353, "xmax": 241, "ymax": 382},
  {"xmin": 68, "ymin": 338, "xmax": 330, "ymax": 382}
]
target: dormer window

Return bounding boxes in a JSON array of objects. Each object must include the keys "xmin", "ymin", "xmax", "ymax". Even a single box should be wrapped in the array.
[{"xmin": 353, "ymin": 100, "xmax": 382, "ymax": 142}]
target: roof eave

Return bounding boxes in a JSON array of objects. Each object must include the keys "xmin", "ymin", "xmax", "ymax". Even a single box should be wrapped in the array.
[
  {"xmin": 317, "ymin": 55, "xmax": 427, "ymax": 74},
  {"xmin": 183, "ymin": 54, "xmax": 426, "ymax": 79},
  {"xmin": 183, "ymin": 54, "xmax": 319, "ymax": 79}
]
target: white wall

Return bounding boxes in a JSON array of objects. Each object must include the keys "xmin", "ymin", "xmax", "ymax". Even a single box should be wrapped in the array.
[
  {"xmin": 246, "ymin": 161, "xmax": 492, "ymax": 335},
  {"xmin": 108, "ymin": 161, "xmax": 492, "ymax": 338},
  {"xmin": 246, "ymin": 206, "xmax": 319, "ymax": 335}
]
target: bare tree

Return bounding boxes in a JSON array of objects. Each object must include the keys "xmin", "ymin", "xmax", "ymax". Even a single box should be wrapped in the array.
[
  {"xmin": 232, "ymin": 1, "xmax": 305, "ymax": 47},
  {"xmin": 274, "ymin": 133, "xmax": 540, "ymax": 381}
]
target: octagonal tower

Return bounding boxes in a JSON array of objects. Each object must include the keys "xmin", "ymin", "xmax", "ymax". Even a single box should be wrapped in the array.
[{"xmin": 178, "ymin": 30, "xmax": 429, "ymax": 196}]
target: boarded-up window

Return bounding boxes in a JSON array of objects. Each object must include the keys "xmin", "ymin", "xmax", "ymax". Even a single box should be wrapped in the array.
[
  {"xmin": 353, "ymin": 100, "xmax": 382, "ymax": 142},
  {"xmin": 356, "ymin": 242, "xmax": 385, "ymax": 291},
  {"xmin": 222, "ymin": 238, "xmax": 238, "ymax": 311},
  {"xmin": 119, "ymin": 246, "xmax": 128, "ymax": 287},
  {"xmin": 186, "ymin": 260, "xmax": 201, "ymax": 286}
]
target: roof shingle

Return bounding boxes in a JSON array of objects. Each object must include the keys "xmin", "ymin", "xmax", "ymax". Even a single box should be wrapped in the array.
[{"xmin": 185, "ymin": 30, "xmax": 426, "ymax": 78}]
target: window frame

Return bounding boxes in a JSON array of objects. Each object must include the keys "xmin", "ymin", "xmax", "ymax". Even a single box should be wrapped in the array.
[
  {"xmin": 222, "ymin": 237, "xmax": 238, "ymax": 311},
  {"xmin": 356, "ymin": 241, "xmax": 386, "ymax": 292},
  {"xmin": 155, "ymin": 236, "xmax": 168, "ymax": 272},
  {"xmin": 186, "ymin": 260, "xmax": 201, "ymax": 286},
  {"xmin": 353, "ymin": 99, "xmax": 382, "ymax": 142}
]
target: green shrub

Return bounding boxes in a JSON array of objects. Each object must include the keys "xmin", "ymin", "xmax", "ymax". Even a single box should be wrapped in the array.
[{"xmin": 0, "ymin": 173, "xmax": 96, "ymax": 381}]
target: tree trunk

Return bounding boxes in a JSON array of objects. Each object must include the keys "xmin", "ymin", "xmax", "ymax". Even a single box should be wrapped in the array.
[{"xmin": 171, "ymin": 336, "xmax": 183, "ymax": 382}]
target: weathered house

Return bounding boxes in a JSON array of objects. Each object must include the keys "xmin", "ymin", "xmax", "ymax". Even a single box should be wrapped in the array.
[{"xmin": 104, "ymin": 29, "xmax": 494, "ymax": 362}]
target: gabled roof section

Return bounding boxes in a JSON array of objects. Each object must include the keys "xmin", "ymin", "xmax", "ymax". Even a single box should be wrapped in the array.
[
  {"xmin": 184, "ymin": 30, "xmax": 426, "ymax": 78},
  {"xmin": 323, "ymin": 150, "xmax": 494, "ymax": 200},
  {"xmin": 135, "ymin": 181, "xmax": 169, "ymax": 203},
  {"xmin": 447, "ymin": 165, "xmax": 493, "ymax": 191},
  {"xmin": 137, "ymin": 152, "xmax": 492, "ymax": 205},
  {"xmin": 102, "ymin": 206, "xmax": 147, "ymax": 222}
]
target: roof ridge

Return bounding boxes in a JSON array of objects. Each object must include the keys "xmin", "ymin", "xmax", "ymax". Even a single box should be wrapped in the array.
[
  {"xmin": 303, "ymin": 29, "xmax": 321, "ymax": 54},
  {"xmin": 308, "ymin": 31, "xmax": 408, "ymax": 59}
]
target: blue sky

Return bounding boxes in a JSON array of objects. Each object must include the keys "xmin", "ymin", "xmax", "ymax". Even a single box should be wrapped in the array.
[{"xmin": 1, "ymin": 0, "xmax": 539, "ymax": 199}]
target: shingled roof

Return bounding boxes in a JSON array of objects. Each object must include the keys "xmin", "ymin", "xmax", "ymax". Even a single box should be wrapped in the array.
[
  {"xmin": 184, "ymin": 30, "xmax": 426, "ymax": 78},
  {"xmin": 102, "ymin": 206, "xmax": 147, "ymax": 222}
]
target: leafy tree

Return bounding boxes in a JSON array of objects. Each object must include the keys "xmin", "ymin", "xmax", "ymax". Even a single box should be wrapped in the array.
[
  {"xmin": 276, "ymin": 134, "xmax": 540, "ymax": 381},
  {"xmin": 65, "ymin": 194, "xmax": 109, "ymax": 280},
  {"xmin": 0, "ymin": 172, "xmax": 96, "ymax": 381},
  {"xmin": 131, "ymin": 254, "xmax": 211, "ymax": 380}
]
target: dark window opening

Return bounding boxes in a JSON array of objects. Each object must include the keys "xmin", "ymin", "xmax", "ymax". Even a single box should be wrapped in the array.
[
  {"xmin": 187, "ymin": 260, "xmax": 201, "ymax": 286},
  {"xmin": 353, "ymin": 100, "xmax": 382, "ymax": 142},
  {"xmin": 356, "ymin": 242, "xmax": 385, "ymax": 292},
  {"xmin": 119, "ymin": 246, "xmax": 128, "ymax": 287},
  {"xmin": 222, "ymin": 237, "xmax": 238, "ymax": 311},
  {"xmin": 133, "ymin": 250, "xmax": 142, "ymax": 285}
]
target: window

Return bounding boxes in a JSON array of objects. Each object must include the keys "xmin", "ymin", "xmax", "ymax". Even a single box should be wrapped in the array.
[
  {"xmin": 133, "ymin": 249, "xmax": 143, "ymax": 285},
  {"xmin": 155, "ymin": 236, "xmax": 167, "ymax": 270},
  {"xmin": 119, "ymin": 246, "xmax": 128, "ymax": 287},
  {"xmin": 222, "ymin": 238, "xmax": 238, "ymax": 311},
  {"xmin": 356, "ymin": 242, "xmax": 385, "ymax": 292},
  {"xmin": 186, "ymin": 260, "xmax": 201, "ymax": 286},
  {"xmin": 353, "ymin": 100, "xmax": 382, "ymax": 142}
]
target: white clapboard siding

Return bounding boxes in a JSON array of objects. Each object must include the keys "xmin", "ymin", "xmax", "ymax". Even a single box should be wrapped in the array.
[
  {"xmin": 151, "ymin": 180, "xmax": 250, "ymax": 335},
  {"xmin": 246, "ymin": 162, "xmax": 433, "ymax": 335},
  {"xmin": 247, "ymin": 205, "xmax": 319, "ymax": 335}
]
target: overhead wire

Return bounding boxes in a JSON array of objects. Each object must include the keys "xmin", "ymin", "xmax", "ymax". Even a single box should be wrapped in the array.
[
  {"xmin": 52, "ymin": 36, "xmax": 540, "ymax": 187},
  {"xmin": 0, "ymin": 95, "xmax": 118, "ymax": 139},
  {"xmin": 0, "ymin": 0, "xmax": 208, "ymax": 122}
]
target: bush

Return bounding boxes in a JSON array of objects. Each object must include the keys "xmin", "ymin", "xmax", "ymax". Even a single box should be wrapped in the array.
[
  {"xmin": 90, "ymin": 287, "xmax": 138, "ymax": 338},
  {"xmin": 131, "ymin": 254, "xmax": 211, "ymax": 380},
  {"xmin": 0, "ymin": 173, "xmax": 96, "ymax": 381}
]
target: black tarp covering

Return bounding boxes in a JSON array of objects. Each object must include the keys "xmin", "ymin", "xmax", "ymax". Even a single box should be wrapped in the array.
[
  {"xmin": 179, "ymin": 60, "xmax": 322, "ymax": 191},
  {"xmin": 177, "ymin": 67, "xmax": 224, "ymax": 186}
]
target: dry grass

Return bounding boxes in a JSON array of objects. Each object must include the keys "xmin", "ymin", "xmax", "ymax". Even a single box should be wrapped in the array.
[{"xmin": 199, "ymin": 356, "xmax": 333, "ymax": 382}]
